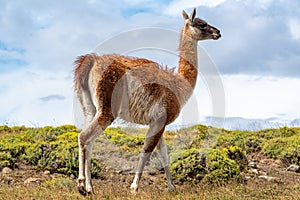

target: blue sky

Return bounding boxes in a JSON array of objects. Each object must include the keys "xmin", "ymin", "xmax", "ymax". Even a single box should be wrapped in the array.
[{"xmin": 0, "ymin": 0, "xmax": 300, "ymax": 127}]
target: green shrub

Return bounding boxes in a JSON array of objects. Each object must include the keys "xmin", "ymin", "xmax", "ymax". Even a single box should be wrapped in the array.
[
  {"xmin": 102, "ymin": 127, "xmax": 144, "ymax": 152},
  {"xmin": 163, "ymin": 130, "xmax": 177, "ymax": 142},
  {"xmin": 0, "ymin": 125, "xmax": 102, "ymax": 176},
  {"xmin": 0, "ymin": 125, "xmax": 11, "ymax": 133},
  {"xmin": 216, "ymin": 130, "xmax": 251, "ymax": 149},
  {"xmin": 189, "ymin": 127, "xmax": 207, "ymax": 148},
  {"xmin": 170, "ymin": 125, "xmax": 211, "ymax": 150},
  {"xmin": 278, "ymin": 127, "xmax": 298, "ymax": 137},
  {"xmin": 203, "ymin": 149, "xmax": 241, "ymax": 184},
  {"xmin": 216, "ymin": 130, "xmax": 266, "ymax": 154},
  {"xmin": 216, "ymin": 126, "xmax": 300, "ymax": 165},
  {"xmin": 170, "ymin": 148, "xmax": 208, "ymax": 184},
  {"xmin": 256, "ymin": 127, "xmax": 298, "ymax": 140},
  {"xmin": 186, "ymin": 124, "xmax": 208, "ymax": 136},
  {"xmin": 186, "ymin": 125, "xmax": 210, "ymax": 147},
  {"xmin": 170, "ymin": 148, "xmax": 241, "ymax": 184},
  {"xmin": 222, "ymin": 146, "xmax": 248, "ymax": 171},
  {"xmin": 244, "ymin": 136, "xmax": 263, "ymax": 153},
  {"xmin": 0, "ymin": 152, "xmax": 12, "ymax": 168},
  {"xmin": 262, "ymin": 134, "xmax": 300, "ymax": 165}
]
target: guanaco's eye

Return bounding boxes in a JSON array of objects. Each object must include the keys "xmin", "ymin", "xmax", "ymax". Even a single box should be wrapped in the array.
[
  {"xmin": 192, "ymin": 18, "xmax": 208, "ymax": 29},
  {"xmin": 199, "ymin": 23, "xmax": 207, "ymax": 29}
]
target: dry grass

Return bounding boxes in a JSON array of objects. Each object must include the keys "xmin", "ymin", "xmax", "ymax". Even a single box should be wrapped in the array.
[{"xmin": 0, "ymin": 178, "xmax": 299, "ymax": 200}]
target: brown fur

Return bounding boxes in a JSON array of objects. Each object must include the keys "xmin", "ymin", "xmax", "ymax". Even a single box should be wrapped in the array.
[{"xmin": 74, "ymin": 54, "xmax": 188, "ymax": 125}]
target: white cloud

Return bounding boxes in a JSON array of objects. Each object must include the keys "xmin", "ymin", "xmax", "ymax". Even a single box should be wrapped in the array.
[
  {"xmin": 123, "ymin": 0, "xmax": 151, "ymax": 4},
  {"xmin": 255, "ymin": 0, "xmax": 274, "ymax": 9},
  {"xmin": 165, "ymin": 0, "xmax": 227, "ymax": 16},
  {"xmin": 0, "ymin": 69, "xmax": 73, "ymax": 126},
  {"xmin": 200, "ymin": 0, "xmax": 300, "ymax": 77},
  {"xmin": 289, "ymin": 19, "xmax": 300, "ymax": 40},
  {"xmin": 222, "ymin": 75, "xmax": 300, "ymax": 120}
]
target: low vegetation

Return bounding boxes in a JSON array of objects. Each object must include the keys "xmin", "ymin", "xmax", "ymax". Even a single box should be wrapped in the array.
[
  {"xmin": 215, "ymin": 126, "xmax": 300, "ymax": 165},
  {"xmin": 0, "ymin": 125, "xmax": 102, "ymax": 176},
  {"xmin": 102, "ymin": 127, "xmax": 145, "ymax": 152},
  {"xmin": 170, "ymin": 147, "xmax": 242, "ymax": 184},
  {"xmin": 0, "ymin": 124, "xmax": 300, "ymax": 199}
]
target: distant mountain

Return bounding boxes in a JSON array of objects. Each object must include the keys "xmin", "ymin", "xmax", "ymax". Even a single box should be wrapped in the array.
[
  {"xmin": 166, "ymin": 116, "xmax": 300, "ymax": 131},
  {"xmin": 76, "ymin": 115, "xmax": 300, "ymax": 131},
  {"xmin": 202, "ymin": 116, "xmax": 300, "ymax": 131},
  {"xmin": 291, "ymin": 119, "xmax": 300, "ymax": 127}
]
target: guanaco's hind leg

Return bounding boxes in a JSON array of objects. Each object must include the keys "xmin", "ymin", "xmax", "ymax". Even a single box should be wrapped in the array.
[
  {"xmin": 130, "ymin": 116, "xmax": 166, "ymax": 193},
  {"xmin": 78, "ymin": 114, "xmax": 113, "ymax": 196}
]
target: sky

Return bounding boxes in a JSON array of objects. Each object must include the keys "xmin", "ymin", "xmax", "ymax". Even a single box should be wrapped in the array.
[{"xmin": 0, "ymin": 0, "xmax": 300, "ymax": 127}]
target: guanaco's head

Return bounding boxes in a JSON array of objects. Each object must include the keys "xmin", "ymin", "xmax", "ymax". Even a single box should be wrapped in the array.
[{"xmin": 182, "ymin": 8, "xmax": 221, "ymax": 41}]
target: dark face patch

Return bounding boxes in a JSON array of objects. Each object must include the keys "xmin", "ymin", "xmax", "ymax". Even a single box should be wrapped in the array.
[{"xmin": 192, "ymin": 18, "xmax": 208, "ymax": 30}]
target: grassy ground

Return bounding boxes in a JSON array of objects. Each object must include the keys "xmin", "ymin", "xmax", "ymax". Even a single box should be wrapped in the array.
[
  {"xmin": 0, "ymin": 158, "xmax": 299, "ymax": 200},
  {"xmin": 1, "ymin": 125, "xmax": 300, "ymax": 199},
  {"xmin": 0, "ymin": 174, "xmax": 299, "ymax": 200}
]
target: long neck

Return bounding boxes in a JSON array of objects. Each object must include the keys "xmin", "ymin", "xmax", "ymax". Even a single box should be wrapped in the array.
[{"xmin": 178, "ymin": 30, "xmax": 198, "ymax": 89}]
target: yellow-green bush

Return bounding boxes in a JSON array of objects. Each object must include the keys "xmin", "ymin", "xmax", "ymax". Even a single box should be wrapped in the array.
[
  {"xmin": 216, "ymin": 130, "xmax": 260, "ymax": 153},
  {"xmin": 262, "ymin": 134, "xmax": 300, "ymax": 165},
  {"xmin": 222, "ymin": 146, "xmax": 248, "ymax": 171},
  {"xmin": 170, "ymin": 148, "xmax": 241, "ymax": 184},
  {"xmin": 216, "ymin": 126, "xmax": 300, "ymax": 165},
  {"xmin": 170, "ymin": 148, "xmax": 208, "ymax": 183},
  {"xmin": 187, "ymin": 125, "xmax": 231, "ymax": 149},
  {"xmin": 256, "ymin": 127, "xmax": 298, "ymax": 139},
  {"xmin": 163, "ymin": 130, "xmax": 177, "ymax": 141},
  {"xmin": 203, "ymin": 149, "xmax": 241, "ymax": 183},
  {"xmin": 102, "ymin": 127, "xmax": 145, "ymax": 152},
  {"xmin": 0, "ymin": 125, "xmax": 11, "ymax": 133},
  {"xmin": 186, "ymin": 124, "xmax": 208, "ymax": 137},
  {"xmin": 0, "ymin": 125, "xmax": 30, "ymax": 134},
  {"xmin": 0, "ymin": 125, "xmax": 102, "ymax": 177},
  {"xmin": 189, "ymin": 127, "xmax": 207, "ymax": 148}
]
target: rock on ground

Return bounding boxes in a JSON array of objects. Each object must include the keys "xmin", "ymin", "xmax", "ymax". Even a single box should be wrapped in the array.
[
  {"xmin": 1, "ymin": 167, "xmax": 12, "ymax": 174},
  {"xmin": 24, "ymin": 177, "xmax": 42, "ymax": 184},
  {"xmin": 287, "ymin": 164, "xmax": 300, "ymax": 173}
]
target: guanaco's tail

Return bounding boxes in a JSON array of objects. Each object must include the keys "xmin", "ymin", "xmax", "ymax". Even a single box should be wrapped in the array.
[
  {"xmin": 74, "ymin": 54, "xmax": 96, "ymax": 92},
  {"xmin": 73, "ymin": 54, "xmax": 96, "ymax": 128}
]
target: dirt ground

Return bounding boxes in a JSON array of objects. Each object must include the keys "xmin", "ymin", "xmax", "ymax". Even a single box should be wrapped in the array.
[{"xmin": 1, "ymin": 151, "xmax": 299, "ymax": 191}]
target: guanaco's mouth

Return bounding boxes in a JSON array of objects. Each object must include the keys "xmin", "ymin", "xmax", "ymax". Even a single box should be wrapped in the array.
[{"xmin": 212, "ymin": 33, "xmax": 221, "ymax": 40}]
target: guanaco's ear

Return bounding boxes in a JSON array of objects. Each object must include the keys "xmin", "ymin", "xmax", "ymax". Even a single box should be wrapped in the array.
[
  {"xmin": 190, "ymin": 8, "xmax": 196, "ymax": 21},
  {"xmin": 182, "ymin": 10, "xmax": 189, "ymax": 20}
]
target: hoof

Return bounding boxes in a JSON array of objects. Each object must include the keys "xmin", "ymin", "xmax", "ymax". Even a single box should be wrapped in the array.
[
  {"xmin": 87, "ymin": 191, "xmax": 94, "ymax": 197},
  {"xmin": 78, "ymin": 185, "xmax": 87, "ymax": 196},
  {"xmin": 86, "ymin": 186, "xmax": 95, "ymax": 197},
  {"xmin": 168, "ymin": 184, "xmax": 176, "ymax": 191},
  {"xmin": 130, "ymin": 186, "xmax": 138, "ymax": 194}
]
